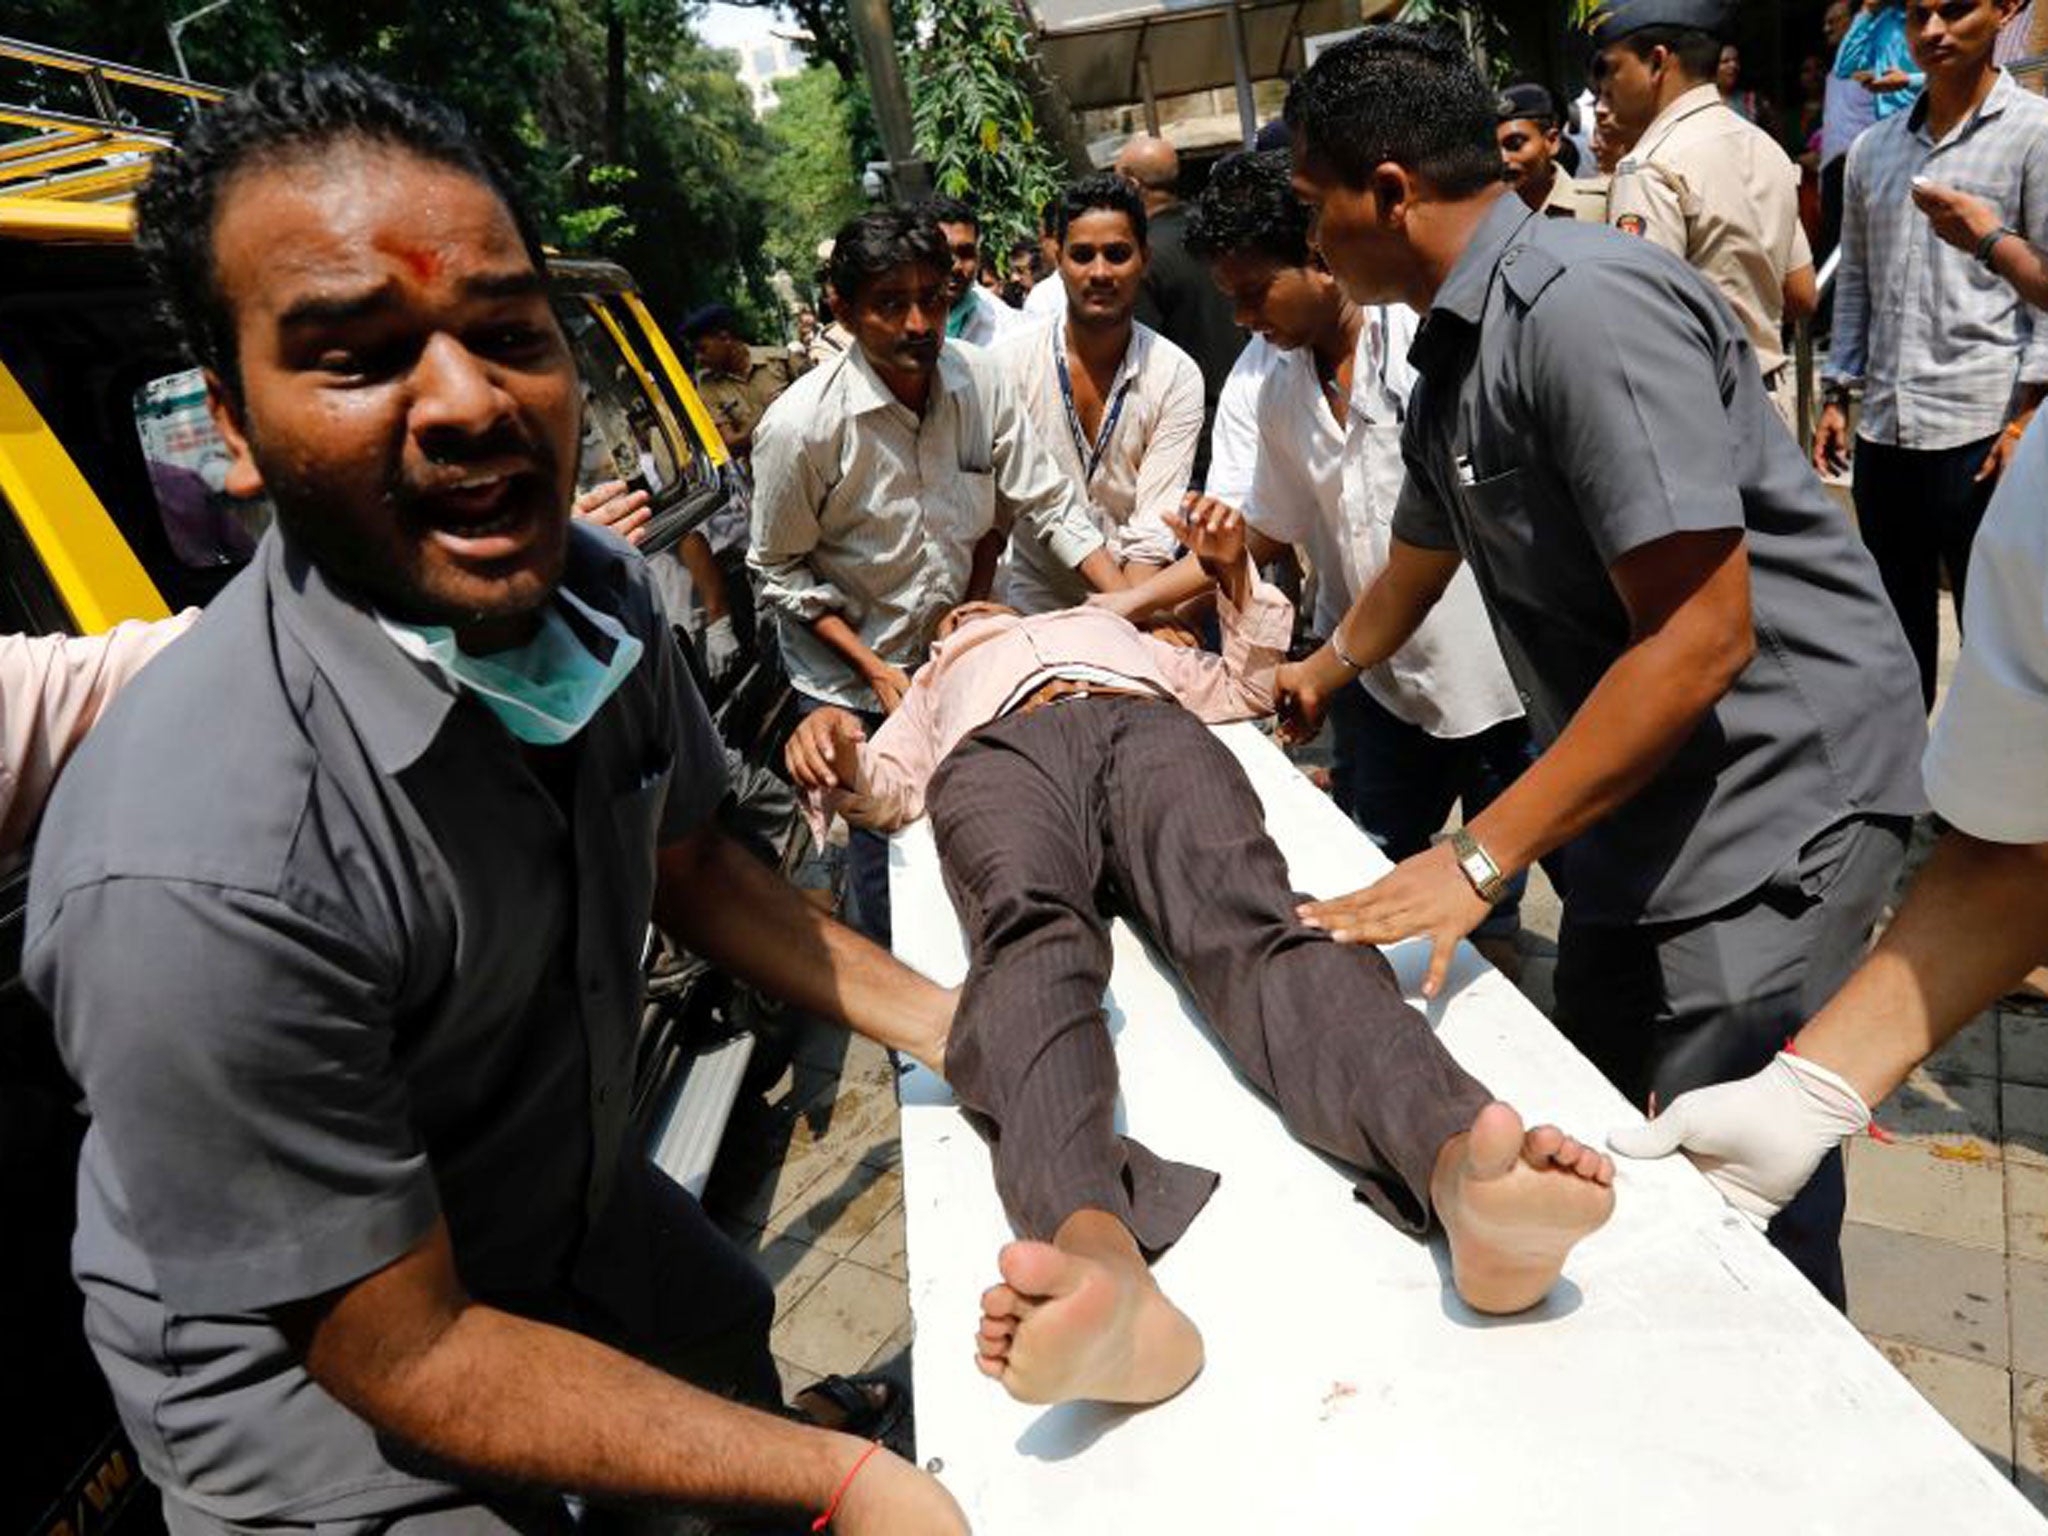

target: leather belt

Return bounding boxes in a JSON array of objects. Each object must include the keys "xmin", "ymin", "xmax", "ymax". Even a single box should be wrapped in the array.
[{"xmin": 1012, "ymin": 678, "xmax": 1160, "ymax": 716}]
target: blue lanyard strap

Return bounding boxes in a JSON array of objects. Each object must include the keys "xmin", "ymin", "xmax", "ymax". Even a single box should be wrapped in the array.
[{"xmin": 1053, "ymin": 325, "xmax": 1133, "ymax": 490}]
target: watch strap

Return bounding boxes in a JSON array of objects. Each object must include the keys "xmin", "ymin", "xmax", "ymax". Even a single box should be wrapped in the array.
[{"xmin": 1447, "ymin": 826, "xmax": 1508, "ymax": 904}]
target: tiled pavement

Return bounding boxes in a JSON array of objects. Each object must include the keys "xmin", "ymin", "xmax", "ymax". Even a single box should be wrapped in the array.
[
  {"xmin": 698, "ymin": 1021, "xmax": 917, "ymax": 1444},
  {"xmin": 1839, "ymin": 1000, "xmax": 2048, "ymax": 1506}
]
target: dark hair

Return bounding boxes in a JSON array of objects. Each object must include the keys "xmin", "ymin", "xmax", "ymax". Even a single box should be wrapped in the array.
[
  {"xmin": 1284, "ymin": 23, "xmax": 1506, "ymax": 198},
  {"xmin": 1617, "ymin": 26, "xmax": 1723, "ymax": 81},
  {"xmin": 1039, "ymin": 192, "xmax": 1062, "ymax": 235},
  {"xmin": 918, "ymin": 195, "xmax": 980, "ymax": 235},
  {"xmin": 827, "ymin": 207, "xmax": 950, "ymax": 304},
  {"xmin": 1056, "ymin": 173, "xmax": 1148, "ymax": 246},
  {"xmin": 134, "ymin": 65, "xmax": 544, "ymax": 404},
  {"xmin": 1184, "ymin": 150, "xmax": 1313, "ymax": 269}
]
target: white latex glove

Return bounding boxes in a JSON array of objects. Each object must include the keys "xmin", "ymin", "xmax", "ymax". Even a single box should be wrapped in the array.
[
  {"xmin": 700, "ymin": 613, "xmax": 742, "ymax": 685},
  {"xmin": 1607, "ymin": 1052, "xmax": 1871, "ymax": 1226}
]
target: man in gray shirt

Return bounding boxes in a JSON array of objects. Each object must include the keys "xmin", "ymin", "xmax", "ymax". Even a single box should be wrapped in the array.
[
  {"xmin": 1271, "ymin": 26, "xmax": 1927, "ymax": 1304},
  {"xmin": 26, "ymin": 69, "xmax": 964, "ymax": 1536}
]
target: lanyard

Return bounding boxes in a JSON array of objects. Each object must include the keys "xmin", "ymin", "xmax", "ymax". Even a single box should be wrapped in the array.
[{"xmin": 1053, "ymin": 325, "xmax": 1133, "ymax": 490}]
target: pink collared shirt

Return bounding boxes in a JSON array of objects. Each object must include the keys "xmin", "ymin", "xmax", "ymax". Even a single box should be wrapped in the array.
[
  {"xmin": 820, "ymin": 569, "xmax": 1293, "ymax": 834},
  {"xmin": 1, "ymin": 613, "xmax": 198, "ymax": 865}
]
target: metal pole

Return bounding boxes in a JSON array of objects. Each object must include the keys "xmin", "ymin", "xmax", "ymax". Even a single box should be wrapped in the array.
[
  {"xmin": 1137, "ymin": 53, "xmax": 1161, "ymax": 136},
  {"xmin": 1223, "ymin": 0, "xmax": 1256, "ymax": 148},
  {"xmin": 167, "ymin": 0, "xmax": 237, "ymax": 82},
  {"xmin": 848, "ymin": 0, "xmax": 930, "ymax": 202}
]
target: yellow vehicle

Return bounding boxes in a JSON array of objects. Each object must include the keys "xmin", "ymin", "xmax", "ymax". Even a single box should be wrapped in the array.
[{"xmin": 0, "ymin": 39, "xmax": 748, "ymax": 1536}]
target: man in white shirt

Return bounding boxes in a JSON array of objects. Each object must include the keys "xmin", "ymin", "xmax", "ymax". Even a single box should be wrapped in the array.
[
  {"xmin": 925, "ymin": 195, "xmax": 1023, "ymax": 348},
  {"xmin": 1110, "ymin": 151, "xmax": 1533, "ymax": 946},
  {"xmin": 993, "ymin": 175, "xmax": 1205, "ymax": 614},
  {"xmin": 1202, "ymin": 333, "xmax": 1281, "ymax": 512},
  {"xmin": 750, "ymin": 207, "xmax": 1126, "ymax": 939}
]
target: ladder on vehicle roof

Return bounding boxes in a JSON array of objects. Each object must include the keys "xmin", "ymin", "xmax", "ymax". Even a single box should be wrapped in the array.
[{"xmin": 0, "ymin": 36, "xmax": 221, "ymax": 205}]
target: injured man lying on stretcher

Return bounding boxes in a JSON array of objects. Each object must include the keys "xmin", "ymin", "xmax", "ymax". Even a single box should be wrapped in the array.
[{"xmin": 785, "ymin": 502, "xmax": 1615, "ymax": 1409}]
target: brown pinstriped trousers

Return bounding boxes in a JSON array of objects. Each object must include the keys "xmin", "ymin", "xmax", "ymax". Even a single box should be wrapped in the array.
[{"xmin": 927, "ymin": 697, "xmax": 1492, "ymax": 1256}]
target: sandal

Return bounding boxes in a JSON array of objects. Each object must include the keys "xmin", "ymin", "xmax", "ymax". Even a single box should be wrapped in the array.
[{"xmin": 789, "ymin": 1372, "xmax": 907, "ymax": 1442}]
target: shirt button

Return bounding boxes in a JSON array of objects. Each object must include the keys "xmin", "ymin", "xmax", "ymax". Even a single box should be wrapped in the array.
[{"xmin": 1503, "ymin": 249, "xmax": 1519, "ymax": 266}]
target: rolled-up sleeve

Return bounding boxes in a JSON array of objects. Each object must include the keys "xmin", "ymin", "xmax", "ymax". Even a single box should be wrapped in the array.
[
  {"xmin": 987, "ymin": 369, "xmax": 1107, "ymax": 570},
  {"xmin": 1117, "ymin": 353, "xmax": 1204, "ymax": 567},
  {"xmin": 27, "ymin": 877, "xmax": 435, "ymax": 1315},
  {"xmin": 748, "ymin": 405, "xmax": 847, "ymax": 622},
  {"xmin": 1153, "ymin": 569, "xmax": 1295, "ymax": 721},
  {"xmin": 1519, "ymin": 260, "xmax": 1746, "ymax": 565}
]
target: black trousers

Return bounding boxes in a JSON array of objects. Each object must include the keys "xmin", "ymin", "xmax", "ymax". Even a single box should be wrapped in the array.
[
  {"xmin": 1851, "ymin": 434, "xmax": 1998, "ymax": 711},
  {"xmin": 1553, "ymin": 815, "xmax": 1909, "ymax": 1308},
  {"xmin": 927, "ymin": 698, "xmax": 1492, "ymax": 1255}
]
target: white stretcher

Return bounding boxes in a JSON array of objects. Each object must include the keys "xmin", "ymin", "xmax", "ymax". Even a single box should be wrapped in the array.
[{"xmin": 888, "ymin": 722, "xmax": 2043, "ymax": 1535}]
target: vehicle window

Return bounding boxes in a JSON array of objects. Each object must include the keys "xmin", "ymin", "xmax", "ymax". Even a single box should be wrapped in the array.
[
  {"xmin": 558, "ymin": 300, "xmax": 703, "ymax": 504},
  {"xmin": 0, "ymin": 511, "xmax": 70, "ymax": 637},
  {"xmin": 0, "ymin": 243, "xmax": 240, "ymax": 613},
  {"xmin": 132, "ymin": 368, "xmax": 274, "ymax": 569}
]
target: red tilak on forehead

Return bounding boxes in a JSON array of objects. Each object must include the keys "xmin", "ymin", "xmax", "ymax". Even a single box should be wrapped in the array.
[{"xmin": 374, "ymin": 233, "xmax": 442, "ymax": 282}]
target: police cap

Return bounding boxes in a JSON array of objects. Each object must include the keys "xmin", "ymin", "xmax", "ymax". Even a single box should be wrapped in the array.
[
  {"xmin": 1586, "ymin": 0, "xmax": 1737, "ymax": 43},
  {"xmin": 682, "ymin": 303, "xmax": 741, "ymax": 340},
  {"xmin": 1496, "ymin": 82, "xmax": 1560, "ymax": 125}
]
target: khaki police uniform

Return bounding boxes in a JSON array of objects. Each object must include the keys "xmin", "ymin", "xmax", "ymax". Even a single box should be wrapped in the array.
[
  {"xmin": 697, "ymin": 346, "xmax": 797, "ymax": 454},
  {"xmin": 1608, "ymin": 83, "xmax": 1813, "ymax": 430},
  {"xmin": 1539, "ymin": 168, "xmax": 1611, "ymax": 222}
]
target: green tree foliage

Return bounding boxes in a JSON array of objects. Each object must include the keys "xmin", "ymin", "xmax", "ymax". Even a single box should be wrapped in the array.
[
  {"xmin": 8, "ymin": 0, "xmax": 775, "ymax": 333},
  {"xmin": 907, "ymin": 0, "xmax": 1066, "ymax": 257},
  {"xmin": 761, "ymin": 65, "xmax": 876, "ymax": 291}
]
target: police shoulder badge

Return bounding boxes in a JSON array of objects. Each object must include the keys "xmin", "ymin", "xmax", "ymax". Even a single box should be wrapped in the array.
[{"xmin": 1615, "ymin": 213, "xmax": 1648, "ymax": 237}]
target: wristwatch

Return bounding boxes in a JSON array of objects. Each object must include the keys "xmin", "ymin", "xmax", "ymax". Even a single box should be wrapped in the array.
[{"xmin": 1447, "ymin": 827, "xmax": 1509, "ymax": 904}]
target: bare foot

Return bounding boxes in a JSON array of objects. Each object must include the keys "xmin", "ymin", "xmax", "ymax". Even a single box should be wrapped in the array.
[
  {"xmin": 975, "ymin": 1238, "xmax": 1203, "ymax": 1406},
  {"xmin": 1432, "ymin": 1101, "xmax": 1616, "ymax": 1316}
]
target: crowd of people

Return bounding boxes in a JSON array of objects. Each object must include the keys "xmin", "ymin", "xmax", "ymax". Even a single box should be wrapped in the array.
[{"xmin": 3, "ymin": 1, "xmax": 2048, "ymax": 1532}]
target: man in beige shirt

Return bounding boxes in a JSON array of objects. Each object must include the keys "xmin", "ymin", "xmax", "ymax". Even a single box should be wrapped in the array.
[
  {"xmin": 1496, "ymin": 82, "xmax": 1609, "ymax": 222},
  {"xmin": 1596, "ymin": 0, "xmax": 1820, "ymax": 430},
  {"xmin": 992, "ymin": 175, "xmax": 1204, "ymax": 614}
]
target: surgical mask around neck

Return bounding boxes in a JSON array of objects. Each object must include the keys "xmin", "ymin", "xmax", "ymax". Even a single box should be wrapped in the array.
[{"xmin": 378, "ymin": 588, "xmax": 644, "ymax": 746}]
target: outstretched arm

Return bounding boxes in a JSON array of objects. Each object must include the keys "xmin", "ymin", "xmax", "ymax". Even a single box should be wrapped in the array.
[
  {"xmin": 1271, "ymin": 537, "xmax": 1464, "ymax": 746},
  {"xmin": 654, "ymin": 825, "xmax": 951, "ymax": 1074},
  {"xmin": 1610, "ymin": 830, "xmax": 2048, "ymax": 1223},
  {"xmin": 284, "ymin": 1222, "xmax": 965, "ymax": 1535}
]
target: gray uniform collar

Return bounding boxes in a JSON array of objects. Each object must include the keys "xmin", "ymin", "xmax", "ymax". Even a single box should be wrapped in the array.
[
  {"xmin": 265, "ymin": 531, "xmax": 461, "ymax": 776},
  {"xmin": 264, "ymin": 519, "xmax": 634, "ymax": 776},
  {"xmin": 1411, "ymin": 194, "xmax": 1542, "ymax": 374}
]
